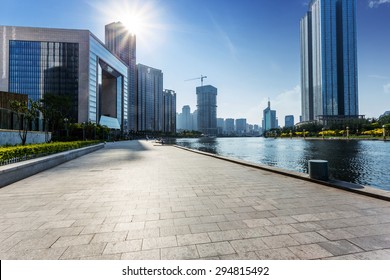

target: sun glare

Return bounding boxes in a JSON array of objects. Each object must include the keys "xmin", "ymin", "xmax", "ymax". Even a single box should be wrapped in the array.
[{"xmin": 122, "ymin": 13, "xmax": 146, "ymax": 35}]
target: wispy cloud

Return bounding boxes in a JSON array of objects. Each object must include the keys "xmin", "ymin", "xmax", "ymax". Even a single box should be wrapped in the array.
[
  {"xmin": 208, "ymin": 13, "xmax": 237, "ymax": 60},
  {"xmin": 384, "ymin": 83, "xmax": 390, "ymax": 94},
  {"xmin": 369, "ymin": 0, "xmax": 390, "ymax": 8}
]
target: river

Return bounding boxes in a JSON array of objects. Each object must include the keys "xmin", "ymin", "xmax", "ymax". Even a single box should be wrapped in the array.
[{"xmin": 173, "ymin": 137, "xmax": 390, "ymax": 191}]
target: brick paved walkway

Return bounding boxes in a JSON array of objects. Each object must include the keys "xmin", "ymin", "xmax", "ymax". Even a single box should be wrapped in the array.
[{"xmin": 0, "ymin": 140, "xmax": 389, "ymax": 260}]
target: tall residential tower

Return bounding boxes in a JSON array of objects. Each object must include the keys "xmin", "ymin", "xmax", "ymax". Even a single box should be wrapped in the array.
[
  {"xmin": 105, "ymin": 22, "xmax": 137, "ymax": 131},
  {"xmin": 300, "ymin": 0, "xmax": 358, "ymax": 123},
  {"xmin": 196, "ymin": 85, "xmax": 217, "ymax": 136}
]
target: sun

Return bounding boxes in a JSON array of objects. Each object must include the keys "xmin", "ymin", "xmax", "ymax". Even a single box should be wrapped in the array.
[{"xmin": 121, "ymin": 12, "xmax": 147, "ymax": 35}]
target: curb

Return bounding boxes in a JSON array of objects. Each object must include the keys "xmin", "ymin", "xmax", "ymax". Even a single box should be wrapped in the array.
[
  {"xmin": 174, "ymin": 145, "xmax": 390, "ymax": 202},
  {"xmin": 0, "ymin": 143, "xmax": 105, "ymax": 188}
]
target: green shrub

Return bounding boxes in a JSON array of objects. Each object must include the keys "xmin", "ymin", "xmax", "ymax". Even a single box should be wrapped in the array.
[{"xmin": 0, "ymin": 141, "xmax": 100, "ymax": 165}]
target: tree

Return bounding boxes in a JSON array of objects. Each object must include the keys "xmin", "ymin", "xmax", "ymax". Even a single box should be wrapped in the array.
[
  {"xmin": 40, "ymin": 93, "xmax": 73, "ymax": 141},
  {"xmin": 10, "ymin": 99, "xmax": 40, "ymax": 145}
]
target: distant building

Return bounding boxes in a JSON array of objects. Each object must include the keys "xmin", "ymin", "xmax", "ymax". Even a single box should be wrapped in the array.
[
  {"xmin": 217, "ymin": 118, "xmax": 225, "ymax": 135},
  {"xmin": 177, "ymin": 105, "xmax": 193, "ymax": 131},
  {"xmin": 137, "ymin": 64, "xmax": 163, "ymax": 131},
  {"xmin": 163, "ymin": 89, "xmax": 176, "ymax": 133},
  {"xmin": 300, "ymin": 0, "xmax": 359, "ymax": 123},
  {"xmin": 197, "ymin": 85, "xmax": 217, "ymax": 136},
  {"xmin": 285, "ymin": 115, "xmax": 294, "ymax": 128},
  {"xmin": 225, "ymin": 118, "xmax": 235, "ymax": 135},
  {"xmin": 262, "ymin": 100, "xmax": 277, "ymax": 132},
  {"xmin": 192, "ymin": 109, "xmax": 198, "ymax": 131},
  {"xmin": 235, "ymin": 119, "xmax": 247, "ymax": 136}
]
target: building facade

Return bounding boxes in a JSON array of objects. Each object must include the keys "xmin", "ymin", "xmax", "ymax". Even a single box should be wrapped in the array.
[
  {"xmin": 300, "ymin": 0, "xmax": 358, "ymax": 122},
  {"xmin": 136, "ymin": 64, "xmax": 163, "ymax": 131},
  {"xmin": 105, "ymin": 22, "xmax": 137, "ymax": 131},
  {"xmin": 163, "ymin": 89, "xmax": 176, "ymax": 133},
  {"xmin": 225, "ymin": 118, "xmax": 235, "ymax": 135},
  {"xmin": 196, "ymin": 85, "xmax": 217, "ymax": 136},
  {"xmin": 0, "ymin": 25, "xmax": 128, "ymax": 132},
  {"xmin": 262, "ymin": 100, "xmax": 277, "ymax": 132},
  {"xmin": 285, "ymin": 115, "xmax": 295, "ymax": 128},
  {"xmin": 235, "ymin": 118, "xmax": 247, "ymax": 136}
]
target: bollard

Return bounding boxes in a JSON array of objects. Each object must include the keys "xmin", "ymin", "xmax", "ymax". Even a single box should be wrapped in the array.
[{"xmin": 308, "ymin": 160, "xmax": 329, "ymax": 181}]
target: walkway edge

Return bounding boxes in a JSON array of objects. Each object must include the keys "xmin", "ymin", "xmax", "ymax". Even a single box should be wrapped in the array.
[
  {"xmin": 0, "ymin": 143, "xmax": 105, "ymax": 188},
  {"xmin": 174, "ymin": 145, "xmax": 390, "ymax": 202}
]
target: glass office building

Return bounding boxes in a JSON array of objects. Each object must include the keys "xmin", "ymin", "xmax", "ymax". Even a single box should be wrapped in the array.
[
  {"xmin": 300, "ymin": 0, "xmax": 358, "ymax": 122},
  {"xmin": 0, "ymin": 26, "xmax": 128, "ymax": 132},
  {"xmin": 196, "ymin": 85, "xmax": 217, "ymax": 136},
  {"xmin": 136, "ymin": 64, "xmax": 164, "ymax": 131},
  {"xmin": 105, "ymin": 22, "xmax": 136, "ymax": 131}
]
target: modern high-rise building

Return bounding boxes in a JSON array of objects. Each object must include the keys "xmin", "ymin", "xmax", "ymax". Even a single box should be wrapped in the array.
[
  {"xmin": 217, "ymin": 118, "xmax": 225, "ymax": 135},
  {"xmin": 225, "ymin": 118, "xmax": 235, "ymax": 135},
  {"xmin": 163, "ymin": 89, "xmax": 176, "ymax": 133},
  {"xmin": 285, "ymin": 115, "xmax": 295, "ymax": 128},
  {"xmin": 300, "ymin": 0, "xmax": 358, "ymax": 123},
  {"xmin": 262, "ymin": 100, "xmax": 277, "ymax": 132},
  {"xmin": 235, "ymin": 119, "xmax": 247, "ymax": 136},
  {"xmin": 0, "ymin": 25, "xmax": 128, "ymax": 132},
  {"xmin": 105, "ymin": 22, "xmax": 137, "ymax": 131},
  {"xmin": 196, "ymin": 85, "xmax": 217, "ymax": 136},
  {"xmin": 182, "ymin": 105, "xmax": 192, "ymax": 131},
  {"xmin": 136, "ymin": 64, "xmax": 163, "ymax": 131}
]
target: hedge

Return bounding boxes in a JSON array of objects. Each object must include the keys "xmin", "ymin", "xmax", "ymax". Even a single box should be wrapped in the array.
[{"xmin": 0, "ymin": 141, "xmax": 100, "ymax": 165}]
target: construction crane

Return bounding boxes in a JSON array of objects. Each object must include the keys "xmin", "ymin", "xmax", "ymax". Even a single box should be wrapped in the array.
[{"xmin": 185, "ymin": 75, "xmax": 207, "ymax": 87}]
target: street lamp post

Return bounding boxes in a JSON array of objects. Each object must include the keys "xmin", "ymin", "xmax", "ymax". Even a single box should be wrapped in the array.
[
  {"xmin": 82, "ymin": 122, "xmax": 85, "ymax": 141},
  {"xmin": 64, "ymin": 118, "xmax": 69, "ymax": 139},
  {"xmin": 303, "ymin": 129, "xmax": 306, "ymax": 140},
  {"xmin": 383, "ymin": 125, "xmax": 386, "ymax": 140},
  {"xmin": 322, "ymin": 128, "xmax": 325, "ymax": 140},
  {"xmin": 346, "ymin": 126, "xmax": 349, "ymax": 139},
  {"xmin": 290, "ymin": 130, "xmax": 292, "ymax": 139}
]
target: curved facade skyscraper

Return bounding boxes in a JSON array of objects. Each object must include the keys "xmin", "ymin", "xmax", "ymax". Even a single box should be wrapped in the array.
[{"xmin": 300, "ymin": 0, "xmax": 359, "ymax": 123}]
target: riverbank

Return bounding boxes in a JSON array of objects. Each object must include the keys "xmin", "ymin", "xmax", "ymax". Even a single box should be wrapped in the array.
[{"xmin": 0, "ymin": 140, "xmax": 389, "ymax": 260}]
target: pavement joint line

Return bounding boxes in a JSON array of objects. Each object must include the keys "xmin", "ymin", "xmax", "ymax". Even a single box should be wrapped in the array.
[{"xmin": 174, "ymin": 145, "xmax": 390, "ymax": 202}]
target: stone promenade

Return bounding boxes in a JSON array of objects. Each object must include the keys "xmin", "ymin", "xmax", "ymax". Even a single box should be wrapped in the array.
[{"xmin": 0, "ymin": 140, "xmax": 389, "ymax": 260}]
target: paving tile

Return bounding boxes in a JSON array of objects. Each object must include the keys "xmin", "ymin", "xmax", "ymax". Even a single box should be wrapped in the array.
[
  {"xmin": 199, "ymin": 215, "xmax": 227, "ymax": 223},
  {"xmin": 142, "ymin": 236, "xmax": 177, "ymax": 250},
  {"xmin": 160, "ymin": 226, "xmax": 191, "ymax": 237},
  {"xmin": 317, "ymin": 229, "xmax": 356, "ymax": 241},
  {"xmin": 208, "ymin": 230, "xmax": 242, "ymax": 242},
  {"xmin": 230, "ymin": 238, "xmax": 268, "ymax": 253},
  {"xmin": 103, "ymin": 240, "xmax": 142, "ymax": 254},
  {"xmin": 317, "ymin": 240, "xmax": 363, "ymax": 256},
  {"xmin": 255, "ymin": 248, "xmax": 299, "ymax": 260},
  {"xmin": 0, "ymin": 247, "xmax": 67, "ymax": 260},
  {"xmin": 9, "ymin": 235, "xmax": 59, "ymax": 252},
  {"xmin": 127, "ymin": 228, "xmax": 160, "ymax": 240},
  {"xmin": 268, "ymin": 216, "xmax": 298, "ymax": 225},
  {"xmin": 177, "ymin": 233, "xmax": 211, "ymax": 246},
  {"xmin": 122, "ymin": 249, "xmax": 161, "ymax": 260},
  {"xmin": 132, "ymin": 214, "xmax": 160, "ymax": 222},
  {"xmin": 81, "ymin": 224, "xmax": 116, "ymax": 235},
  {"xmin": 114, "ymin": 222, "xmax": 145, "ymax": 231},
  {"xmin": 173, "ymin": 217, "xmax": 201, "ymax": 226},
  {"xmin": 262, "ymin": 235, "xmax": 300, "ymax": 249},
  {"xmin": 60, "ymin": 243, "xmax": 106, "ymax": 259},
  {"xmin": 219, "ymin": 252, "xmax": 259, "ymax": 260},
  {"xmin": 190, "ymin": 223, "xmax": 220, "ymax": 234},
  {"xmin": 159, "ymin": 212, "xmax": 186, "ymax": 220},
  {"xmin": 243, "ymin": 219, "xmax": 273, "ymax": 228},
  {"xmin": 145, "ymin": 219, "xmax": 174, "ymax": 229},
  {"xmin": 51, "ymin": 234, "xmax": 94, "ymax": 248},
  {"xmin": 323, "ymin": 249, "xmax": 390, "ymax": 260},
  {"xmin": 84, "ymin": 254, "xmax": 122, "ymax": 260},
  {"xmin": 238, "ymin": 227, "xmax": 271, "ymax": 239},
  {"xmin": 289, "ymin": 232, "xmax": 328, "ymax": 244},
  {"xmin": 217, "ymin": 221, "xmax": 249, "ymax": 230},
  {"xmin": 38, "ymin": 220, "xmax": 75, "ymax": 230},
  {"xmin": 348, "ymin": 234, "xmax": 390, "ymax": 251},
  {"xmin": 288, "ymin": 244, "xmax": 333, "ymax": 260},
  {"xmin": 161, "ymin": 245, "xmax": 199, "ymax": 260},
  {"xmin": 264, "ymin": 225, "xmax": 299, "ymax": 235},
  {"xmin": 196, "ymin": 242, "xmax": 235, "ymax": 258},
  {"xmin": 91, "ymin": 231, "xmax": 127, "ymax": 243}
]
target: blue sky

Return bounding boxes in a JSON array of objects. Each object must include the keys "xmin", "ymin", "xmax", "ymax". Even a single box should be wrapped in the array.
[{"xmin": 1, "ymin": 0, "xmax": 390, "ymax": 126}]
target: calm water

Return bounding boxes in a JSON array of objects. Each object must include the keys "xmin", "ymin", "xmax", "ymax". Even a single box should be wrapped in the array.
[{"xmin": 174, "ymin": 137, "xmax": 390, "ymax": 191}]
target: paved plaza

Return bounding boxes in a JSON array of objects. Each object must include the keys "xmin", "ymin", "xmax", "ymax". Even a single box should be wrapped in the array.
[{"xmin": 0, "ymin": 140, "xmax": 389, "ymax": 260}]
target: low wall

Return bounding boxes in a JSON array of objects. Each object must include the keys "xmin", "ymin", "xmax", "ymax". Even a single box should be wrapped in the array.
[
  {"xmin": 0, "ymin": 143, "xmax": 104, "ymax": 188},
  {"xmin": 0, "ymin": 129, "xmax": 51, "ymax": 146}
]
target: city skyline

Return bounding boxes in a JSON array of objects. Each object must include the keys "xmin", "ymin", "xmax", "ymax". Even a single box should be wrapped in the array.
[{"xmin": 1, "ymin": 0, "xmax": 389, "ymax": 126}]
